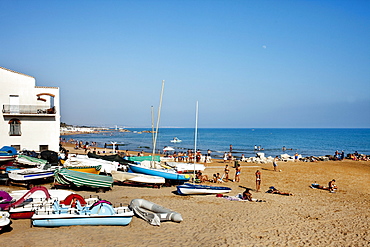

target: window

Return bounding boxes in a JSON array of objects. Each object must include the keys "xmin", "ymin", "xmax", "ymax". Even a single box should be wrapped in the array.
[
  {"xmin": 39, "ymin": 145, "xmax": 48, "ymax": 151},
  {"xmin": 9, "ymin": 119, "xmax": 21, "ymax": 136},
  {"xmin": 11, "ymin": 145, "xmax": 21, "ymax": 151}
]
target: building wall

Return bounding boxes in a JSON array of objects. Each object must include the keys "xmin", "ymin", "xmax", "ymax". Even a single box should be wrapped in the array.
[{"xmin": 0, "ymin": 67, "xmax": 60, "ymax": 152}]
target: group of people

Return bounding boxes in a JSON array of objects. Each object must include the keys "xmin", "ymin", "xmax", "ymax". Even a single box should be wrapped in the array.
[
  {"xmin": 348, "ymin": 151, "xmax": 369, "ymax": 161},
  {"xmin": 254, "ymin": 145, "xmax": 264, "ymax": 151},
  {"xmin": 239, "ymin": 170, "xmax": 294, "ymax": 201},
  {"xmin": 165, "ymin": 149, "xmax": 212, "ymax": 163}
]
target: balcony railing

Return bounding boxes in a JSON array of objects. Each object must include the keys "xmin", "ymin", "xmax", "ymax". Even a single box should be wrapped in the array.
[{"xmin": 2, "ymin": 105, "xmax": 56, "ymax": 115}]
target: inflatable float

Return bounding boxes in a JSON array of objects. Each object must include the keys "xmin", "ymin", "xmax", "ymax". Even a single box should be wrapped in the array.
[{"xmin": 129, "ymin": 199, "xmax": 182, "ymax": 226}]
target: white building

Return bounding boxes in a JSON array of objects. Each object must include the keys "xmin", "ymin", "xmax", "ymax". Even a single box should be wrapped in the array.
[{"xmin": 0, "ymin": 66, "xmax": 60, "ymax": 152}]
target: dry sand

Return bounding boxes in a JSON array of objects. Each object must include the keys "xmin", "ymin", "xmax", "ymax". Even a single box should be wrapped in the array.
[{"xmin": 1, "ymin": 145, "xmax": 369, "ymax": 246}]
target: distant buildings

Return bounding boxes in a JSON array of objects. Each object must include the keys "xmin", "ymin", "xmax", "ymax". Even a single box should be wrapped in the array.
[
  {"xmin": 0, "ymin": 66, "xmax": 60, "ymax": 152},
  {"xmin": 60, "ymin": 126, "xmax": 108, "ymax": 134}
]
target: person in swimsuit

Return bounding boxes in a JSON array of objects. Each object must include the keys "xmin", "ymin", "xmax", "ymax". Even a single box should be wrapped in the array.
[
  {"xmin": 294, "ymin": 153, "xmax": 299, "ymax": 162},
  {"xmin": 196, "ymin": 171, "xmax": 208, "ymax": 183},
  {"xmin": 266, "ymin": 186, "xmax": 293, "ymax": 196},
  {"xmin": 234, "ymin": 164, "xmax": 241, "ymax": 182},
  {"xmin": 224, "ymin": 164, "xmax": 230, "ymax": 182},
  {"xmin": 255, "ymin": 170, "xmax": 261, "ymax": 192},
  {"xmin": 242, "ymin": 188, "xmax": 252, "ymax": 201},
  {"xmin": 273, "ymin": 156, "xmax": 279, "ymax": 172},
  {"xmin": 328, "ymin": 179, "xmax": 337, "ymax": 192}
]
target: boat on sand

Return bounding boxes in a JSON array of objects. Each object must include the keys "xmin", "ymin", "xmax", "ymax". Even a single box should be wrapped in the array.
[
  {"xmin": 129, "ymin": 198, "xmax": 182, "ymax": 226},
  {"xmin": 111, "ymin": 170, "xmax": 165, "ymax": 185},
  {"xmin": 0, "ymin": 146, "xmax": 18, "ymax": 161},
  {"xmin": 7, "ymin": 164, "xmax": 56, "ymax": 185},
  {"xmin": 0, "ymin": 212, "xmax": 11, "ymax": 231},
  {"xmin": 177, "ymin": 183, "xmax": 232, "ymax": 195},
  {"xmin": 2, "ymin": 186, "xmax": 76, "ymax": 219},
  {"xmin": 54, "ymin": 168, "xmax": 114, "ymax": 191},
  {"xmin": 128, "ymin": 163, "xmax": 190, "ymax": 183},
  {"xmin": 32, "ymin": 200, "xmax": 134, "ymax": 227}
]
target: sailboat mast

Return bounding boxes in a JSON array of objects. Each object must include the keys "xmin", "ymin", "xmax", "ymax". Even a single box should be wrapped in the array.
[
  {"xmin": 193, "ymin": 101, "xmax": 199, "ymax": 182},
  {"xmin": 152, "ymin": 80, "xmax": 165, "ymax": 161},
  {"xmin": 151, "ymin": 105, "xmax": 155, "ymax": 150}
]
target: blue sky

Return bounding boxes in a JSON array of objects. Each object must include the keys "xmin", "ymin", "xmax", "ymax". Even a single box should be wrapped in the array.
[{"xmin": 1, "ymin": 0, "xmax": 369, "ymax": 128}]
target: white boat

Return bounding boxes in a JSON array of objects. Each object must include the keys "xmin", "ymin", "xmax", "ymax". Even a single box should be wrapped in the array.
[
  {"xmin": 129, "ymin": 198, "xmax": 182, "ymax": 226},
  {"xmin": 0, "ymin": 212, "xmax": 11, "ymax": 231},
  {"xmin": 176, "ymin": 102, "xmax": 231, "ymax": 196},
  {"xmin": 128, "ymin": 163, "xmax": 190, "ymax": 183},
  {"xmin": 32, "ymin": 200, "xmax": 134, "ymax": 227},
  {"xmin": 111, "ymin": 170, "xmax": 165, "ymax": 185},
  {"xmin": 5, "ymin": 187, "xmax": 75, "ymax": 219},
  {"xmin": 170, "ymin": 137, "xmax": 182, "ymax": 143},
  {"xmin": 66, "ymin": 155, "xmax": 121, "ymax": 173},
  {"xmin": 7, "ymin": 164, "xmax": 55, "ymax": 182},
  {"xmin": 177, "ymin": 183, "xmax": 232, "ymax": 195},
  {"xmin": 9, "ymin": 187, "xmax": 73, "ymax": 201},
  {"xmin": 166, "ymin": 162, "xmax": 205, "ymax": 173}
]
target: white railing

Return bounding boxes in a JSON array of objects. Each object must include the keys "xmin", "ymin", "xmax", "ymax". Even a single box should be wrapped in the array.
[{"xmin": 2, "ymin": 105, "xmax": 56, "ymax": 115}]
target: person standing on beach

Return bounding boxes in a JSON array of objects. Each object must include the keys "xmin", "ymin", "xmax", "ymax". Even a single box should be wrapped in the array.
[
  {"xmin": 228, "ymin": 152, "xmax": 233, "ymax": 163},
  {"xmin": 273, "ymin": 156, "xmax": 279, "ymax": 172},
  {"xmin": 234, "ymin": 164, "xmax": 241, "ymax": 182},
  {"xmin": 224, "ymin": 164, "xmax": 230, "ymax": 182},
  {"xmin": 294, "ymin": 153, "xmax": 299, "ymax": 162},
  {"xmin": 255, "ymin": 170, "xmax": 261, "ymax": 192},
  {"xmin": 229, "ymin": 144, "xmax": 233, "ymax": 153}
]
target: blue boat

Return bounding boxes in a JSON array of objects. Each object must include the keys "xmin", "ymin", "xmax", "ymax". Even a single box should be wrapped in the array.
[
  {"xmin": 177, "ymin": 183, "xmax": 232, "ymax": 195},
  {"xmin": 128, "ymin": 163, "xmax": 190, "ymax": 183},
  {"xmin": 32, "ymin": 200, "xmax": 134, "ymax": 227},
  {"xmin": 0, "ymin": 146, "xmax": 18, "ymax": 161}
]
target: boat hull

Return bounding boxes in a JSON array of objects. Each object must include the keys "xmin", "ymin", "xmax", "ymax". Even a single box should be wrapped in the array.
[
  {"xmin": 54, "ymin": 168, "xmax": 113, "ymax": 188},
  {"xmin": 166, "ymin": 162, "xmax": 205, "ymax": 172},
  {"xmin": 32, "ymin": 214, "xmax": 133, "ymax": 227},
  {"xmin": 9, "ymin": 210, "xmax": 35, "ymax": 219},
  {"xmin": 128, "ymin": 164, "xmax": 190, "ymax": 182},
  {"xmin": 0, "ymin": 156, "xmax": 17, "ymax": 161},
  {"xmin": 111, "ymin": 171, "xmax": 165, "ymax": 184},
  {"xmin": 0, "ymin": 146, "xmax": 18, "ymax": 161},
  {"xmin": 66, "ymin": 166, "xmax": 101, "ymax": 174},
  {"xmin": 177, "ymin": 183, "xmax": 232, "ymax": 195},
  {"xmin": 0, "ymin": 212, "xmax": 11, "ymax": 231},
  {"xmin": 8, "ymin": 168, "xmax": 55, "ymax": 181}
]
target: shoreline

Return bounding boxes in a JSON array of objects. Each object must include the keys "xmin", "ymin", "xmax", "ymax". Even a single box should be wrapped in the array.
[{"xmin": 59, "ymin": 128, "xmax": 370, "ymax": 160}]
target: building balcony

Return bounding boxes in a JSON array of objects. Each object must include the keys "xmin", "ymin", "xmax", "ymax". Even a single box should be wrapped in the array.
[{"xmin": 2, "ymin": 105, "xmax": 56, "ymax": 116}]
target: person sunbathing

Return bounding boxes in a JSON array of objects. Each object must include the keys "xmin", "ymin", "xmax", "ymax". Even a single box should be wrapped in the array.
[
  {"xmin": 311, "ymin": 179, "xmax": 337, "ymax": 192},
  {"xmin": 196, "ymin": 171, "xmax": 208, "ymax": 183},
  {"xmin": 242, "ymin": 189, "xmax": 253, "ymax": 201},
  {"xmin": 266, "ymin": 186, "xmax": 293, "ymax": 196},
  {"xmin": 328, "ymin": 179, "xmax": 337, "ymax": 192}
]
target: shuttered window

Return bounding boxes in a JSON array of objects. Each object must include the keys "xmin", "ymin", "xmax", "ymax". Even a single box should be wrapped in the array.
[{"xmin": 9, "ymin": 119, "xmax": 21, "ymax": 136}]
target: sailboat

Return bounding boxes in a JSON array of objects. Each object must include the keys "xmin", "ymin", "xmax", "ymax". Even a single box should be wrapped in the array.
[
  {"xmin": 127, "ymin": 80, "xmax": 190, "ymax": 184},
  {"xmin": 176, "ymin": 102, "xmax": 231, "ymax": 195}
]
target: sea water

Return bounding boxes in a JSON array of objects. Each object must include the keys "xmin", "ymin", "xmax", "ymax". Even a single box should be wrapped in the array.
[{"xmin": 62, "ymin": 128, "xmax": 370, "ymax": 159}]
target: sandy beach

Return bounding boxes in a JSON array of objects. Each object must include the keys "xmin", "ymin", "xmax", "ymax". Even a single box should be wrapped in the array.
[{"xmin": 1, "ymin": 144, "xmax": 369, "ymax": 246}]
